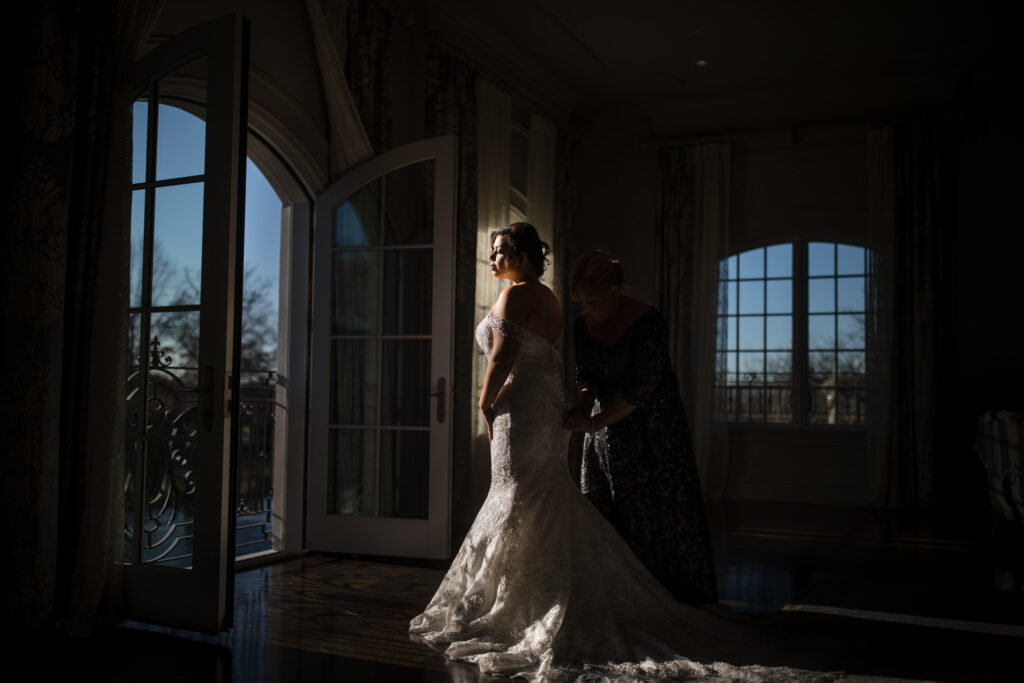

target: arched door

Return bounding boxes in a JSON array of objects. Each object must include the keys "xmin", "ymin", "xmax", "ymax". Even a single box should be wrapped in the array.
[
  {"xmin": 308, "ymin": 136, "xmax": 456, "ymax": 559},
  {"xmin": 124, "ymin": 14, "xmax": 247, "ymax": 632}
]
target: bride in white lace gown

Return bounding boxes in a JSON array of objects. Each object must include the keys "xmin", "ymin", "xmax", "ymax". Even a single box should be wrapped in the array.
[{"xmin": 410, "ymin": 224, "xmax": 844, "ymax": 681}]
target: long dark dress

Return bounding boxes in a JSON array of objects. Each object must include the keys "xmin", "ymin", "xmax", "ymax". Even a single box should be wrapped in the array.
[{"xmin": 575, "ymin": 307, "xmax": 718, "ymax": 606}]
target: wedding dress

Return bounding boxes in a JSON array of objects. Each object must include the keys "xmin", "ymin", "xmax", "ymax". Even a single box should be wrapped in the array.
[{"xmin": 409, "ymin": 314, "xmax": 844, "ymax": 682}]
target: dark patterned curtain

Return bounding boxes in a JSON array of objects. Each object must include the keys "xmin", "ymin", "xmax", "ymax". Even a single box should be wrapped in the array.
[
  {"xmin": 425, "ymin": 41, "xmax": 478, "ymax": 543},
  {"xmin": 868, "ymin": 120, "xmax": 957, "ymax": 511},
  {"xmin": 1, "ymin": 0, "xmax": 162, "ymax": 634},
  {"xmin": 656, "ymin": 143, "xmax": 730, "ymax": 498},
  {"xmin": 345, "ymin": 0, "xmax": 393, "ymax": 152}
]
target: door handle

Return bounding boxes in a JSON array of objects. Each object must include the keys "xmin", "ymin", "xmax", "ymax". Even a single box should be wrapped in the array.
[{"xmin": 429, "ymin": 377, "xmax": 446, "ymax": 424}]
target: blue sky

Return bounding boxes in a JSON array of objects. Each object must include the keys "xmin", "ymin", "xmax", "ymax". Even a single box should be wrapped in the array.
[{"xmin": 131, "ymin": 102, "xmax": 282, "ymax": 316}]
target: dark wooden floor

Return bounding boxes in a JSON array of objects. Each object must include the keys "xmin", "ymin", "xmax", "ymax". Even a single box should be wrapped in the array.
[{"xmin": 19, "ymin": 501, "xmax": 1024, "ymax": 682}]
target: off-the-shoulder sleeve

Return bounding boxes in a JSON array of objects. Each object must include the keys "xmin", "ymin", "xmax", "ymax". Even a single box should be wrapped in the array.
[
  {"xmin": 620, "ymin": 310, "xmax": 670, "ymax": 407},
  {"xmin": 485, "ymin": 313, "xmax": 527, "ymax": 341}
]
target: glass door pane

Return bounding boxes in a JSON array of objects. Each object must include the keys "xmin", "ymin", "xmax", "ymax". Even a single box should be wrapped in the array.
[
  {"xmin": 127, "ymin": 76, "xmax": 208, "ymax": 569},
  {"xmin": 123, "ymin": 12, "xmax": 248, "ymax": 634},
  {"xmin": 309, "ymin": 136, "xmax": 455, "ymax": 559},
  {"xmin": 327, "ymin": 161, "xmax": 434, "ymax": 522}
]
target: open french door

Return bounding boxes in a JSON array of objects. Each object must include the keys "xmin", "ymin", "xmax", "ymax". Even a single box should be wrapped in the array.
[
  {"xmin": 308, "ymin": 136, "xmax": 456, "ymax": 559},
  {"xmin": 123, "ymin": 14, "xmax": 248, "ymax": 632}
]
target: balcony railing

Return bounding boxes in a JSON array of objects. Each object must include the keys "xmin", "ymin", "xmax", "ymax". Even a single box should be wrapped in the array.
[
  {"xmin": 235, "ymin": 370, "xmax": 280, "ymax": 557},
  {"xmin": 723, "ymin": 373, "xmax": 865, "ymax": 425}
]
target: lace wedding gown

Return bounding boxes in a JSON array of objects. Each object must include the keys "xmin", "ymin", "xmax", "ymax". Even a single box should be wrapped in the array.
[{"xmin": 409, "ymin": 314, "xmax": 844, "ymax": 682}]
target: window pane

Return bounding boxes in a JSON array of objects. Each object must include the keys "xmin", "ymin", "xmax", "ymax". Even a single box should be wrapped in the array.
[
  {"xmin": 808, "ymin": 314, "xmax": 835, "ymax": 349},
  {"xmin": 152, "ymin": 182, "xmax": 204, "ymax": 307},
  {"xmin": 839, "ymin": 350, "xmax": 866, "ymax": 375},
  {"xmin": 725, "ymin": 315, "xmax": 737, "ymax": 351},
  {"xmin": 727, "ymin": 280, "xmax": 738, "ymax": 315},
  {"xmin": 738, "ymin": 316, "xmax": 764, "ymax": 350},
  {"xmin": 331, "ymin": 251, "xmax": 379, "ymax": 335},
  {"xmin": 837, "ymin": 314, "xmax": 865, "ymax": 349},
  {"xmin": 766, "ymin": 280, "xmax": 792, "ymax": 314},
  {"xmin": 329, "ymin": 340, "xmax": 377, "ymax": 426},
  {"xmin": 739, "ymin": 247, "xmax": 764, "ymax": 279},
  {"xmin": 738, "ymin": 281, "xmax": 764, "ymax": 314},
  {"xmin": 837, "ymin": 244, "xmax": 865, "ymax": 275},
  {"xmin": 130, "ymin": 189, "xmax": 145, "ymax": 308},
  {"xmin": 766, "ymin": 351, "xmax": 791, "ymax": 380},
  {"xmin": 727, "ymin": 254, "xmax": 738, "ymax": 280},
  {"xmin": 379, "ymin": 430, "xmax": 429, "ymax": 519},
  {"xmin": 726, "ymin": 351, "xmax": 738, "ymax": 375},
  {"xmin": 837, "ymin": 276, "xmax": 865, "ymax": 313},
  {"xmin": 156, "ymin": 103, "xmax": 206, "ymax": 181},
  {"xmin": 808, "ymin": 242, "xmax": 835, "ymax": 276},
  {"xmin": 141, "ymin": 438, "xmax": 197, "ymax": 567},
  {"xmin": 765, "ymin": 243, "xmax": 792, "ymax": 277},
  {"xmin": 334, "ymin": 180, "xmax": 381, "ymax": 247},
  {"xmin": 384, "ymin": 161, "xmax": 434, "ymax": 245},
  {"xmin": 132, "ymin": 100, "xmax": 148, "ymax": 184},
  {"xmin": 766, "ymin": 315, "xmax": 792, "ymax": 350},
  {"xmin": 382, "ymin": 249, "xmax": 432, "ymax": 335},
  {"xmin": 808, "ymin": 278, "xmax": 835, "ymax": 313},
  {"xmin": 148, "ymin": 310, "xmax": 201, "ymax": 384},
  {"xmin": 808, "ymin": 352, "xmax": 841, "ymax": 425},
  {"xmin": 381, "ymin": 340, "xmax": 430, "ymax": 427},
  {"xmin": 808, "ymin": 351, "xmax": 836, "ymax": 378},
  {"xmin": 738, "ymin": 351, "xmax": 764, "ymax": 378},
  {"xmin": 327, "ymin": 429, "xmax": 376, "ymax": 516}
]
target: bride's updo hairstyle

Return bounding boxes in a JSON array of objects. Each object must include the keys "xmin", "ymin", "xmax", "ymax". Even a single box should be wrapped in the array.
[
  {"xmin": 570, "ymin": 249, "xmax": 626, "ymax": 303},
  {"xmin": 490, "ymin": 222, "xmax": 551, "ymax": 276}
]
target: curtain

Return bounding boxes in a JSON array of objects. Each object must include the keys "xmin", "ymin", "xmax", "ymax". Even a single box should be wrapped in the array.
[
  {"xmin": 425, "ymin": 43, "xmax": 479, "ymax": 540},
  {"xmin": 527, "ymin": 114, "xmax": 558, "ymax": 300},
  {"xmin": 470, "ymin": 78, "xmax": 512, "ymax": 502},
  {"xmin": 657, "ymin": 143, "xmax": 731, "ymax": 499},
  {"xmin": 305, "ymin": 0, "xmax": 374, "ymax": 180},
  {"xmin": 344, "ymin": 0, "xmax": 393, "ymax": 152},
  {"xmin": 1, "ymin": 0, "xmax": 164, "ymax": 635},
  {"xmin": 867, "ymin": 121, "xmax": 956, "ymax": 511}
]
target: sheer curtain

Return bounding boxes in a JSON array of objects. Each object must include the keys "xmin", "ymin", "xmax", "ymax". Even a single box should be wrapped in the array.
[
  {"xmin": 657, "ymin": 143, "xmax": 731, "ymax": 499},
  {"xmin": 470, "ymin": 78, "xmax": 512, "ymax": 499},
  {"xmin": 867, "ymin": 121, "xmax": 956, "ymax": 511},
  {"xmin": 528, "ymin": 113, "xmax": 559, "ymax": 312},
  {"xmin": 425, "ymin": 42, "xmax": 479, "ymax": 540}
]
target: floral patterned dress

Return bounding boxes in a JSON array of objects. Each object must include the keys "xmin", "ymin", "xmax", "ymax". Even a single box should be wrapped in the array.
[{"xmin": 575, "ymin": 307, "xmax": 718, "ymax": 606}]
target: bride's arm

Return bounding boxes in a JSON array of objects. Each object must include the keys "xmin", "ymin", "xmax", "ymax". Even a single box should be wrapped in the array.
[{"xmin": 479, "ymin": 287, "xmax": 526, "ymax": 440}]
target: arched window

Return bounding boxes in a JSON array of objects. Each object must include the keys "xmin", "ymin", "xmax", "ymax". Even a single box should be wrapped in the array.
[{"xmin": 719, "ymin": 240, "xmax": 869, "ymax": 427}]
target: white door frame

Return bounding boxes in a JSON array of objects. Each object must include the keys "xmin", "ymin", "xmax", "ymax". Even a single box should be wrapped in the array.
[
  {"xmin": 307, "ymin": 135, "xmax": 457, "ymax": 559},
  {"xmin": 124, "ymin": 13, "xmax": 248, "ymax": 633}
]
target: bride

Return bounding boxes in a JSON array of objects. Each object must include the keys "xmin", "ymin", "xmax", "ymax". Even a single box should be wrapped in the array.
[{"xmin": 409, "ymin": 223, "xmax": 843, "ymax": 681}]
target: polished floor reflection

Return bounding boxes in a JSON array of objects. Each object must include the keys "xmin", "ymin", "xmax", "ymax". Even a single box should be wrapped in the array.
[{"xmin": 21, "ymin": 501, "xmax": 1024, "ymax": 682}]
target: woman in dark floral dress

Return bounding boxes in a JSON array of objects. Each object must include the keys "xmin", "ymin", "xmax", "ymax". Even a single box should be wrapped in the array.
[{"xmin": 564, "ymin": 250, "xmax": 718, "ymax": 606}]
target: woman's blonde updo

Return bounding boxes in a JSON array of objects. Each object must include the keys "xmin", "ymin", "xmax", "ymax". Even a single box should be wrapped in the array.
[{"xmin": 570, "ymin": 249, "xmax": 625, "ymax": 303}]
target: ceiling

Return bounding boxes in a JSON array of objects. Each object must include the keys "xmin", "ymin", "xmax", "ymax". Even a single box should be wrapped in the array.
[{"xmin": 430, "ymin": 0, "xmax": 1017, "ymax": 136}]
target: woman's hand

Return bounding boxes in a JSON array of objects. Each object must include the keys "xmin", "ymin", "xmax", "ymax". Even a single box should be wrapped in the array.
[
  {"xmin": 564, "ymin": 410, "xmax": 600, "ymax": 432},
  {"xmin": 481, "ymin": 405, "xmax": 496, "ymax": 442}
]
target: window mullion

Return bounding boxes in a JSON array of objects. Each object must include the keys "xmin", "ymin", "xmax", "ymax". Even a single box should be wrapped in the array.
[{"xmin": 793, "ymin": 238, "xmax": 808, "ymax": 427}]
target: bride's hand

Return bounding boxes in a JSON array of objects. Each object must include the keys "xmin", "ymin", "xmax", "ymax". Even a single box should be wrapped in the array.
[{"xmin": 481, "ymin": 405, "xmax": 496, "ymax": 442}]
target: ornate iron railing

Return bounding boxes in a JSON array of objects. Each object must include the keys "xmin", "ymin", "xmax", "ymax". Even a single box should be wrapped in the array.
[
  {"xmin": 125, "ymin": 347, "xmax": 279, "ymax": 564},
  {"xmin": 234, "ymin": 370, "xmax": 279, "ymax": 557}
]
